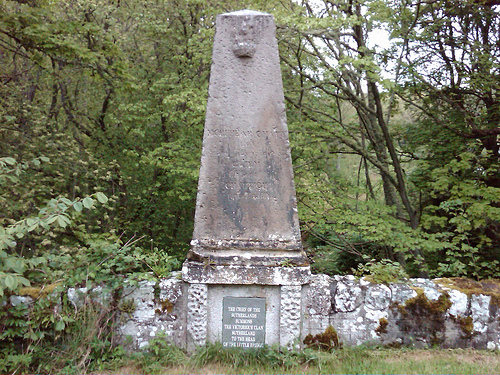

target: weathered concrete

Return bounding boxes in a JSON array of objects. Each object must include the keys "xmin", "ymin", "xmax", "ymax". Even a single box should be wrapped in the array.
[
  {"xmin": 182, "ymin": 263, "xmax": 310, "ymax": 285},
  {"xmin": 280, "ymin": 285, "xmax": 303, "ymax": 348}
]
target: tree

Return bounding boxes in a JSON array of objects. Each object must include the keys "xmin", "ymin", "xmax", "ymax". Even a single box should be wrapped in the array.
[
  {"xmin": 384, "ymin": 0, "xmax": 500, "ymax": 278},
  {"xmin": 273, "ymin": 0, "xmax": 431, "ymax": 274},
  {"xmin": 0, "ymin": 0, "xmax": 222, "ymax": 259}
]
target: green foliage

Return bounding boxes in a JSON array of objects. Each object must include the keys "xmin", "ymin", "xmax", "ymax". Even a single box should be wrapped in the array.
[
  {"xmin": 0, "ymin": 157, "xmax": 178, "ymax": 373},
  {"xmin": 353, "ymin": 258, "xmax": 409, "ymax": 284},
  {"xmin": 0, "ymin": 292, "xmax": 126, "ymax": 374},
  {"xmin": 0, "ymin": 191, "xmax": 109, "ymax": 297},
  {"xmin": 139, "ymin": 334, "xmax": 189, "ymax": 373},
  {"xmin": 419, "ymin": 152, "xmax": 500, "ymax": 279},
  {"xmin": 191, "ymin": 342, "xmax": 320, "ymax": 371},
  {"xmin": 282, "ymin": 0, "xmax": 499, "ymax": 280},
  {"xmin": 0, "ymin": 0, "xmax": 220, "ymax": 260}
]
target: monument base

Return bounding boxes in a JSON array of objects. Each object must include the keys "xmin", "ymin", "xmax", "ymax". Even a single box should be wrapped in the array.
[
  {"xmin": 182, "ymin": 260, "xmax": 311, "ymax": 285},
  {"xmin": 184, "ymin": 281, "xmax": 308, "ymax": 352}
]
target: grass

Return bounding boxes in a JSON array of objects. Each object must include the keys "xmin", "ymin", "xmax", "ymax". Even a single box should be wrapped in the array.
[{"xmin": 90, "ymin": 342, "xmax": 500, "ymax": 375}]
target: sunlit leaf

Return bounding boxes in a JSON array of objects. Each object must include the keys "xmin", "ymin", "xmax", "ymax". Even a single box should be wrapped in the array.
[
  {"xmin": 82, "ymin": 197, "xmax": 94, "ymax": 209},
  {"xmin": 96, "ymin": 192, "xmax": 108, "ymax": 204}
]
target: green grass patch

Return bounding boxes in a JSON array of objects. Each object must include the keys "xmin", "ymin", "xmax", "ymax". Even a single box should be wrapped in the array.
[{"xmin": 92, "ymin": 342, "xmax": 500, "ymax": 375}]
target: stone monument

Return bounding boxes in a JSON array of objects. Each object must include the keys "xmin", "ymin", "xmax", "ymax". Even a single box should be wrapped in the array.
[{"xmin": 182, "ymin": 10, "xmax": 311, "ymax": 351}]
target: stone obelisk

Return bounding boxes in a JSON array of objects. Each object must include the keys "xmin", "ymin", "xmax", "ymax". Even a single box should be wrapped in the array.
[{"xmin": 182, "ymin": 10, "xmax": 310, "ymax": 351}]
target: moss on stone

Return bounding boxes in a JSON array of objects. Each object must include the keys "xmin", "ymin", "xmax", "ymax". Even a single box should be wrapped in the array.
[
  {"xmin": 304, "ymin": 325, "xmax": 342, "ymax": 351},
  {"xmin": 118, "ymin": 299, "xmax": 136, "ymax": 314},
  {"xmin": 436, "ymin": 277, "xmax": 500, "ymax": 306},
  {"xmin": 18, "ymin": 283, "xmax": 61, "ymax": 299},
  {"xmin": 375, "ymin": 317, "xmax": 389, "ymax": 336},
  {"xmin": 155, "ymin": 298, "xmax": 174, "ymax": 315},
  {"xmin": 397, "ymin": 291, "xmax": 452, "ymax": 316},
  {"xmin": 451, "ymin": 315, "xmax": 475, "ymax": 339},
  {"xmin": 395, "ymin": 291, "xmax": 452, "ymax": 346}
]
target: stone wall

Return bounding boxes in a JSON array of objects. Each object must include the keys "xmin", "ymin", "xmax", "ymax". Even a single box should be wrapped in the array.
[
  {"xmin": 11, "ymin": 273, "xmax": 500, "ymax": 351},
  {"xmin": 302, "ymin": 275, "xmax": 499, "ymax": 349}
]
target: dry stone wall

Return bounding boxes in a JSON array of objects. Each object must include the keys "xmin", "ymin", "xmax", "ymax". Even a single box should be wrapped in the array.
[
  {"xmin": 10, "ymin": 273, "xmax": 500, "ymax": 351},
  {"xmin": 303, "ymin": 275, "xmax": 500, "ymax": 349}
]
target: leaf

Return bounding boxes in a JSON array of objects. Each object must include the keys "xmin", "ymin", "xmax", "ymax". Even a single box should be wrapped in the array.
[
  {"xmin": 4, "ymin": 274, "xmax": 18, "ymax": 290},
  {"xmin": 18, "ymin": 276, "xmax": 31, "ymax": 287},
  {"xmin": 3, "ymin": 157, "xmax": 16, "ymax": 165},
  {"xmin": 57, "ymin": 216, "xmax": 67, "ymax": 228},
  {"xmin": 5, "ymin": 257, "xmax": 26, "ymax": 273},
  {"xmin": 73, "ymin": 201, "xmax": 83, "ymax": 212},
  {"xmin": 61, "ymin": 198, "xmax": 73, "ymax": 206},
  {"xmin": 95, "ymin": 192, "xmax": 108, "ymax": 204},
  {"xmin": 46, "ymin": 215, "xmax": 58, "ymax": 224},
  {"xmin": 82, "ymin": 197, "xmax": 94, "ymax": 209},
  {"xmin": 54, "ymin": 320, "xmax": 65, "ymax": 331}
]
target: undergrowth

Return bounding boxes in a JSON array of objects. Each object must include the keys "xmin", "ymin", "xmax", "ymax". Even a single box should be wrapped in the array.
[
  {"xmin": 0, "ymin": 293, "xmax": 124, "ymax": 374},
  {"xmin": 191, "ymin": 342, "xmax": 321, "ymax": 371}
]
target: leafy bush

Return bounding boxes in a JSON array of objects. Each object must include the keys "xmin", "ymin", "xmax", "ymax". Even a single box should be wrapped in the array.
[
  {"xmin": 353, "ymin": 258, "xmax": 409, "ymax": 284},
  {"xmin": 0, "ymin": 159, "xmax": 180, "ymax": 373}
]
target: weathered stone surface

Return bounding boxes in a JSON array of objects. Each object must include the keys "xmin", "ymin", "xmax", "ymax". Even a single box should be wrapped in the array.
[
  {"xmin": 411, "ymin": 278, "xmax": 443, "ymax": 300},
  {"xmin": 122, "ymin": 281, "xmax": 156, "ymax": 322},
  {"xmin": 117, "ymin": 275, "xmax": 185, "ymax": 350},
  {"xmin": 280, "ymin": 285, "xmax": 302, "ymax": 348},
  {"xmin": 10, "ymin": 295, "xmax": 33, "ymax": 307},
  {"xmin": 184, "ymin": 10, "xmax": 308, "ymax": 269},
  {"xmin": 364, "ymin": 281, "xmax": 391, "ymax": 311},
  {"xmin": 182, "ymin": 263, "xmax": 310, "ymax": 285},
  {"xmin": 333, "ymin": 276, "xmax": 362, "ymax": 313},
  {"xmin": 67, "ymin": 287, "xmax": 87, "ymax": 308},
  {"xmin": 305, "ymin": 274, "xmax": 332, "ymax": 316},
  {"xmin": 301, "ymin": 275, "xmax": 333, "ymax": 339},
  {"xmin": 447, "ymin": 289, "xmax": 469, "ymax": 317},
  {"xmin": 390, "ymin": 282, "xmax": 417, "ymax": 304},
  {"xmin": 470, "ymin": 294, "xmax": 491, "ymax": 334},
  {"xmin": 9, "ymin": 275, "xmax": 500, "ymax": 350},
  {"xmin": 186, "ymin": 283, "xmax": 208, "ymax": 352}
]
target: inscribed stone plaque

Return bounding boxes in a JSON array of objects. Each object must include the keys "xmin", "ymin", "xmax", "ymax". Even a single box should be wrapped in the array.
[{"xmin": 222, "ymin": 296, "xmax": 266, "ymax": 348}]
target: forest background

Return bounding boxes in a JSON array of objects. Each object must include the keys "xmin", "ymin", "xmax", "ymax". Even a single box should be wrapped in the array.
[{"xmin": 1, "ymin": 0, "xmax": 500, "ymax": 372}]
